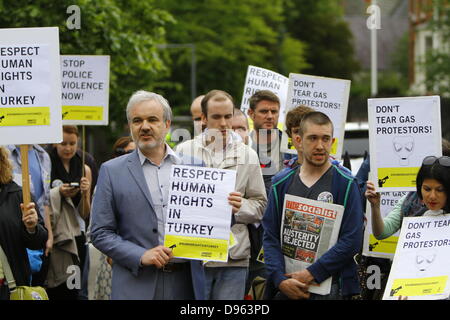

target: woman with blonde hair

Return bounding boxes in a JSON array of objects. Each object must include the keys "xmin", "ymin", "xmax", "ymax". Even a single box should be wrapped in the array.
[{"xmin": 0, "ymin": 146, "xmax": 47, "ymax": 300}]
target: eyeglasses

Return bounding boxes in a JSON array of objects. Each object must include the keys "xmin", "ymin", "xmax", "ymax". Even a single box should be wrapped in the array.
[{"xmin": 422, "ymin": 156, "xmax": 450, "ymax": 167}]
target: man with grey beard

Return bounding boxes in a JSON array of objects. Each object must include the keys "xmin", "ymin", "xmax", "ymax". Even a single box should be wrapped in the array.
[{"xmin": 90, "ymin": 90, "xmax": 207, "ymax": 300}]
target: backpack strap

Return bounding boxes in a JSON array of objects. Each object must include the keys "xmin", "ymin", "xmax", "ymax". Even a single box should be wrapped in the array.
[{"xmin": 0, "ymin": 245, "xmax": 17, "ymax": 291}]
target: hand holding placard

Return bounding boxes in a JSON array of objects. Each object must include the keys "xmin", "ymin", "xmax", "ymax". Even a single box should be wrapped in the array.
[
  {"xmin": 228, "ymin": 191, "xmax": 242, "ymax": 214},
  {"xmin": 140, "ymin": 245, "xmax": 174, "ymax": 268},
  {"xmin": 20, "ymin": 202, "xmax": 38, "ymax": 233}
]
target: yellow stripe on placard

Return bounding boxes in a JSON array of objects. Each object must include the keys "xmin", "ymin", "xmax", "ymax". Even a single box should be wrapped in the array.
[
  {"xmin": 257, "ymin": 247, "xmax": 265, "ymax": 263},
  {"xmin": 248, "ymin": 118, "xmax": 254, "ymax": 131},
  {"xmin": 229, "ymin": 232, "xmax": 236, "ymax": 247},
  {"xmin": 0, "ymin": 107, "xmax": 50, "ymax": 126},
  {"xmin": 378, "ymin": 167, "xmax": 419, "ymax": 188},
  {"xmin": 287, "ymin": 136, "xmax": 295, "ymax": 151},
  {"xmin": 390, "ymin": 276, "xmax": 448, "ymax": 297},
  {"xmin": 62, "ymin": 106, "xmax": 103, "ymax": 121},
  {"xmin": 331, "ymin": 138, "xmax": 338, "ymax": 156},
  {"xmin": 277, "ymin": 122, "xmax": 283, "ymax": 131},
  {"xmin": 164, "ymin": 234, "xmax": 229, "ymax": 262},
  {"xmin": 369, "ymin": 234, "xmax": 398, "ymax": 255}
]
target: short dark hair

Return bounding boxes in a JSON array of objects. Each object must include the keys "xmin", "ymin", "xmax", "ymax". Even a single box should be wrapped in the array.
[
  {"xmin": 285, "ymin": 105, "xmax": 315, "ymax": 138},
  {"xmin": 249, "ymin": 90, "xmax": 280, "ymax": 111},
  {"xmin": 63, "ymin": 125, "xmax": 79, "ymax": 137},
  {"xmin": 201, "ymin": 90, "xmax": 235, "ymax": 117},
  {"xmin": 298, "ymin": 111, "xmax": 333, "ymax": 137},
  {"xmin": 416, "ymin": 159, "xmax": 450, "ymax": 212}
]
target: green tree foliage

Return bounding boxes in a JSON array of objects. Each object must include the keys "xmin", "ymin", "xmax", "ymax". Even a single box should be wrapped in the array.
[
  {"xmin": 156, "ymin": 0, "xmax": 309, "ymax": 114},
  {"xmin": 424, "ymin": 0, "xmax": 450, "ymax": 96},
  {"xmin": 279, "ymin": 33, "xmax": 310, "ymax": 75},
  {"xmin": 390, "ymin": 32, "xmax": 410, "ymax": 82},
  {"xmin": 351, "ymin": 71, "xmax": 409, "ymax": 99},
  {"xmin": 351, "ymin": 32, "xmax": 410, "ymax": 99},
  {"xmin": 0, "ymin": 0, "xmax": 174, "ymax": 132},
  {"xmin": 283, "ymin": 0, "xmax": 360, "ymax": 80}
]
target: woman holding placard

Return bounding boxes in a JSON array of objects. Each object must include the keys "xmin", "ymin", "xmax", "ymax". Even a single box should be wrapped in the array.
[
  {"xmin": 0, "ymin": 146, "xmax": 48, "ymax": 300},
  {"xmin": 366, "ymin": 154, "xmax": 450, "ymax": 239}
]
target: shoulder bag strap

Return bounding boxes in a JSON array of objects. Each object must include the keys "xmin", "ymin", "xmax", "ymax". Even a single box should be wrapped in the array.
[{"xmin": 0, "ymin": 245, "xmax": 17, "ymax": 291}]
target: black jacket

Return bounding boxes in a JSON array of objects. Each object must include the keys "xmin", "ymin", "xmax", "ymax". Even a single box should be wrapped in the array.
[{"xmin": 0, "ymin": 181, "xmax": 47, "ymax": 286}]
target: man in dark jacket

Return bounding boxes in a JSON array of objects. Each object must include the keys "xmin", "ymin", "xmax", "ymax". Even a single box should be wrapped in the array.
[
  {"xmin": 263, "ymin": 111, "xmax": 364, "ymax": 300},
  {"xmin": 245, "ymin": 90, "xmax": 294, "ymax": 293}
]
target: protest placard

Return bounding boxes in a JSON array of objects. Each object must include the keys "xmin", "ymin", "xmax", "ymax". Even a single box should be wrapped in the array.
[
  {"xmin": 240, "ymin": 65, "xmax": 288, "ymax": 129},
  {"xmin": 61, "ymin": 55, "xmax": 110, "ymax": 125},
  {"xmin": 363, "ymin": 190, "xmax": 408, "ymax": 258},
  {"xmin": 281, "ymin": 74, "xmax": 350, "ymax": 159},
  {"xmin": 368, "ymin": 96, "xmax": 441, "ymax": 192},
  {"xmin": 0, "ymin": 27, "xmax": 62, "ymax": 145},
  {"xmin": 281, "ymin": 194, "xmax": 344, "ymax": 295},
  {"xmin": 383, "ymin": 214, "xmax": 450, "ymax": 300},
  {"xmin": 164, "ymin": 165, "xmax": 236, "ymax": 262}
]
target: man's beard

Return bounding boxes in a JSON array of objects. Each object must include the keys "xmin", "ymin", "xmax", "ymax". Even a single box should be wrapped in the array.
[
  {"xmin": 132, "ymin": 131, "xmax": 163, "ymax": 152},
  {"xmin": 305, "ymin": 154, "xmax": 328, "ymax": 167},
  {"xmin": 138, "ymin": 139, "xmax": 162, "ymax": 152}
]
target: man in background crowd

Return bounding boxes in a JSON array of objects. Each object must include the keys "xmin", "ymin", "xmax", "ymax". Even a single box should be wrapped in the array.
[{"xmin": 191, "ymin": 95, "xmax": 205, "ymax": 136}]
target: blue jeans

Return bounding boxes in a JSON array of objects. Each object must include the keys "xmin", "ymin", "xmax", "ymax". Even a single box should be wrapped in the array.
[{"xmin": 205, "ymin": 267, "xmax": 248, "ymax": 300}]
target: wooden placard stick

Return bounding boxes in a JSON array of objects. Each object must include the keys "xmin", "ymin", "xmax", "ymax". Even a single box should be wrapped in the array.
[
  {"xmin": 19, "ymin": 144, "xmax": 31, "ymax": 206},
  {"xmin": 81, "ymin": 125, "xmax": 87, "ymax": 218},
  {"xmin": 82, "ymin": 125, "xmax": 86, "ymax": 177}
]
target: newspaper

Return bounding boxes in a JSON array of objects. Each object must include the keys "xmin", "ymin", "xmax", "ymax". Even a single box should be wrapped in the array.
[{"xmin": 281, "ymin": 194, "xmax": 344, "ymax": 295}]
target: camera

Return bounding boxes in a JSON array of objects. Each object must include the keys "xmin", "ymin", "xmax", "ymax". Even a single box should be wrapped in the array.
[{"xmin": 69, "ymin": 182, "xmax": 80, "ymax": 188}]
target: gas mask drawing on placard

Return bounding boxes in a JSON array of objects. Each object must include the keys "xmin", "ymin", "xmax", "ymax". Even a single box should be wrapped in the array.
[
  {"xmin": 415, "ymin": 251, "xmax": 436, "ymax": 276},
  {"xmin": 393, "ymin": 136, "xmax": 414, "ymax": 166}
]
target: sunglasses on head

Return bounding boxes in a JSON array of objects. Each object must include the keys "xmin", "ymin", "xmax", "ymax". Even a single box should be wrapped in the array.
[{"xmin": 422, "ymin": 156, "xmax": 450, "ymax": 167}]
